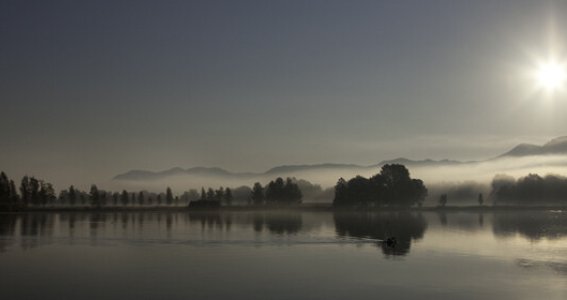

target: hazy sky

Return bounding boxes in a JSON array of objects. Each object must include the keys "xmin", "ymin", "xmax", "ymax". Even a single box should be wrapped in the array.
[{"xmin": 2, "ymin": 0, "xmax": 567, "ymax": 186}]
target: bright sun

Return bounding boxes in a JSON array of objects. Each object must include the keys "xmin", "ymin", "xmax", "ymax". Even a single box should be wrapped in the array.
[{"xmin": 535, "ymin": 60, "xmax": 566, "ymax": 92}]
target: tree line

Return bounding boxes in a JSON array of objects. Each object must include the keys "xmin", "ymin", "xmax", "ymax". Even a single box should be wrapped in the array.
[
  {"xmin": 0, "ymin": 171, "xmax": 305, "ymax": 211},
  {"xmin": 190, "ymin": 177, "xmax": 303, "ymax": 207},
  {"xmin": 491, "ymin": 173, "xmax": 567, "ymax": 205},
  {"xmin": 249, "ymin": 177, "xmax": 302, "ymax": 205}
]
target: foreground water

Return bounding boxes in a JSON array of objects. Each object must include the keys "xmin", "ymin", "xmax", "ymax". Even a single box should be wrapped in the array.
[{"xmin": 0, "ymin": 210, "xmax": 565, "ymax": 299}]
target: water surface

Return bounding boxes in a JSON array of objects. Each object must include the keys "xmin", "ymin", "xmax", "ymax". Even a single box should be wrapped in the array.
[{"xmin": 0, "ymin": 210, "xmax": 565, "ymax": 299}]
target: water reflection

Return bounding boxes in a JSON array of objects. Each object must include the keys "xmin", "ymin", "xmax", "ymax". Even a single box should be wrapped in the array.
[
  {"xmin": 334, "ymin": 212, "xmax": 427, "ymax": 256},
  {"xmin": 516, "ymin": 258, "xmax": 567, "ymax": 276},
  {"xmin": 436, "ymin": 212, "xmax": 486, "ymax": 230},
  {"xmin": 1, "ymin": 211, "xmax": 566, "ymax": 300},
  {"xmin": 0, "ymin": 210, "xmax": 566, "ymax": 255},
  {"xmin": 251, "ymin": 212, "xmax": 303, "ymax": 235},
  {"xmin": 492, "ymin": 211, "xmax": 567, "ymax": 240},
  {"xmin": 188, "ymin": 212, "xmax": 228, "ymax": 230},
  {"xmin": 0, "ymin": 214, "xmax": 17, "ymax": 252}
]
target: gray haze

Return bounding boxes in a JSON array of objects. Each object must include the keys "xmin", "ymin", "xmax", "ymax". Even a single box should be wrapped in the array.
[{"xmin": 2, "ymin": 0, "xmax": 567, "ymax": 189}]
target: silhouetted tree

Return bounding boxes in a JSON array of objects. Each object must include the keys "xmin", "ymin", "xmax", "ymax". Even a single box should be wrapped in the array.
[
  {"xmin": 265, "ymin": 177, "xmax": 302, "ymax": 205},
  {"xmin": 90, "ymin": 185, "xmax": 101, "ymax": 208},
  {"xmin": 19, "ymin": 176, "xmax": 31, "ymax": 207},
  {"xmin": 29, "ymin": 177, "xmax": 41, "ymax": 206},
  {"xmin": 332, "ymin": 178, "xmax": 348, "ymax": 206},
  {"xmin": 200, "ymin": 188, "xmax": 206, "ymax": 201},
  {"xmin": 215, "ymin": 187, "xmax": 225, "ymax": 202},
  {"xmin": 120, "ymin": 190, "xmax": 129, "ymax": 206},
  {"xmin": 166, "ymin": 187, "xmax": 174, "ymax": 205},
  {"xmin": 181, "ymin": 189, "xmax": 199, "ymax": 205},
  {"xmin": 491, "ymin": 173, "xmax": 567, "ymax": 205},
  {"xmin": 38, "ymin": 182, "xmax": 56, "ymax": 206},
  {"xmin": 206, "ymin": 188, "xmax": 215, "ymax": 201},
  {"xmin": 251, "ymin": 182, "xmax": 265, "ymax": 205},
  {"xmin": 9, "ymin": 179, "xmax": 19, "ymax": 206},
  {"xmin": 138, "ymin": 191, "xmax": 144, "ymax": 206},
  {"xmin": 68, "ymin": 185, "xmax": 77, "ymax": 206},
  {"xmin": 332, "ymin": 164, "xmax": 427, "ymax": 208},
  {"xmin": 439, "ymin": 194, "xmax": 448, "ymax": 207},
  {"xmin": 0, "ymin": 172, "xmax": 9, "ymax": 205},
  {"xmin": 478, "ymin": 193, "xmax": 484, "ymax": 206},
  {"xmin": 112, "ymin": 192, "xmax": 120, "ymax": 206},
  {"xmin": 0, "ymin": 172, "xmax": 19, "ymax": 209},
  {"xmin": 266, "ymin": 178, "xmax": 285, "ymax": 203},
  {"xmin": 224, "ymin": 187, "xmax": 233, "ymax": 206}
]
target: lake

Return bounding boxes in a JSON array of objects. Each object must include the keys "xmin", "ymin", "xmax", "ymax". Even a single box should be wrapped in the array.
[{"xmin": 0, "ymin": 210, "xmax": 566, "ymax": 299}]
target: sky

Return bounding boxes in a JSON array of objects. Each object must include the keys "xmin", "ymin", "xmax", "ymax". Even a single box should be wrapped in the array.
[{"xmin": 2, "ymin": 0, "xmax": 567, "ymax": 187}]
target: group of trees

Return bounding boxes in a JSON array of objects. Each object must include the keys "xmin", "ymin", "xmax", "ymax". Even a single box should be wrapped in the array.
[
  {"xmin": 1, "ymin": 170, "xmax": 307, "ymax": 211},
  {"xmin": 333, "ymin": 164, "xmax": 427, "ymax": 208},
  {"xmin": 197, "ymin": 187, "xmax": 234, "ymax": 204},
  {"xmin": 249, "ymin": 177, "xmax": 303, "ymax": 205},
  {"xmin": 0, "ymin": 172, "xmax": 20, "ymax": 209},
  {"xmin": 1, "ymin": 171, "xmax": 205, "ymax": 211},
  {"xmin": 65, "ymin": 185, "xmax": 183, "ymax": 208},
  {"xmin": 0, "ymin": 172, "xmax": 57, "ymax": 210},
  {"xmin": 491, "ymin": 173, "xmax": 567, "ymax": 205}
]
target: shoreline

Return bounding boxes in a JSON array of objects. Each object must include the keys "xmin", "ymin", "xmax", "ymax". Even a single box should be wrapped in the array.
[{"xmin": 1, "ymin": 204, "xmax": 566, "ymax": 213}]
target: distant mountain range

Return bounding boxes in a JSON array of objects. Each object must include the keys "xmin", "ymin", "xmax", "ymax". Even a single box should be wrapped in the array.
[
  {"xmin": 113, "ymin": 136, "xmax": 567, "ymax": 182},
  {"xmin": 114, "ymin": 159, "xmax": 463, "ymax": 181},
  {"xmin": 498, "ymin": 136, "xmax": 567, "ymax": 157}
]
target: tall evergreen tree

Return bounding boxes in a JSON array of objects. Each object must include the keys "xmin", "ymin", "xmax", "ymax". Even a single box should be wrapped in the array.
[
  {"xmin": 215, "ymin": 187, "xmax": 225, "ymax": 202},
  {"xmin": 9, "ymin": 179, "xmax": 19, "ymax": 205},
  {"xmin": 39, "ymin": 182, "xmax": 56, "ymax": 206},
  {"xmin": 20, "ymin": 175, "xmax": 31, "ymax": 207},
  {"xmin": 68, "ymin": 185, "xmax": 77, "ymax": 206},
  {"xmin": 166, "ymin": 187, "xmax": 174, "ymax": 205},
  {"xmin": 112, "ymin": 192, "xmax": 120, "ymax": 206},
  {"xmin": 29, "ymin": 177, "xmax": 41, "ymax": 206},
  {"xmin": 90, "ymin": 185, "xmax": 101, "ymax": 208},
  {"xmin": 206, "ymin": 188, "xmax": 215, "ymax": 201},
  {"xmin": 0, "ymin": 172, "xmax": 10, "ymax": 207},
  {"xmin": 138, "ymin": 191, "xmax": 144, "ymax": 206},
  {"xmin": 333, "ymin": 178, "xmax": 348, "ymax": 206},
  {"xmin": 120, "ymin": 190, "xmax": 129, "ymax": 206},
  {"xmin": 224, "ymin": 188, "xmax": 233, "ymax": 206}
]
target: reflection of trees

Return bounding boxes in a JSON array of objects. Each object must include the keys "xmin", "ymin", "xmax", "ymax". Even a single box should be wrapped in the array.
[
  {"xmin": 437, "ymin": 212, "xmax": 485, "ymax": 230},
  {"xmin": 264, "ymin": 213, "xmax": 302, "ymax": 235},
  {"xmin": 334, "ymin": 212, "xmax": 427, "ymax": 256},
  {"xmin": 492, "ymin": 212, "xmax": 567, "ymax": 241},
  {"xmin": 0, "ymin": 214, "xmax": 18, "ymax": 252},
  {"xmin": 250, "ymin": 212, "xmax": 303, "ymax": 235},
  {"xmin": 9, "ymin": 213, "xmax": 56, "ymax": 250},
  {"xmin": 187, "ymin": 212, "xmax": 231, "ymax": 231}
]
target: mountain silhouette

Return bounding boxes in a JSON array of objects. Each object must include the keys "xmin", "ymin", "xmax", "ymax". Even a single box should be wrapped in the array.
[
  {"xmin": 113, "ymin": 136, "xmax": 567, "ymax": 182},
  {"xmin": 114, "ymin": 160, "xmax": 461, "ymax": 182},
  {"xmin": 499, "ymin": 136, "xmax": 567, "ymax": 157}
]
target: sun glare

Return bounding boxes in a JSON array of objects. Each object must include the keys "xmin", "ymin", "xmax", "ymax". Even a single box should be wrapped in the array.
[{"xmin": 535, "ymin": 60, "xmax": 566, "ymax": 92}]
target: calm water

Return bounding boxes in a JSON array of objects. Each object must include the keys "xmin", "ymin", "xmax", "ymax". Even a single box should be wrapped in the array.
[{"xmin": 0, "ymin": 210, "xmax": 566, "ymax": 299}]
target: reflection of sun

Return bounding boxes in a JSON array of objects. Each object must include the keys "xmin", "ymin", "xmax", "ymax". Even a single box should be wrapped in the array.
[{"xmin": 534, "ymin": 60, "xmax": 566, "ymax": 92}]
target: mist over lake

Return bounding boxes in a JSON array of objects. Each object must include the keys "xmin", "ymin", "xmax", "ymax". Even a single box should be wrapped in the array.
[{"xmin": 4, "ymin": 1, "xmax": 567, "ymax": 299}]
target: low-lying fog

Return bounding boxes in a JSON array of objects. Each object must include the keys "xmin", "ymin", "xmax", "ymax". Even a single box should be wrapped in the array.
[{"xmin": 102, "ymin": 155, "xmax": 567, "ymax": 205}]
